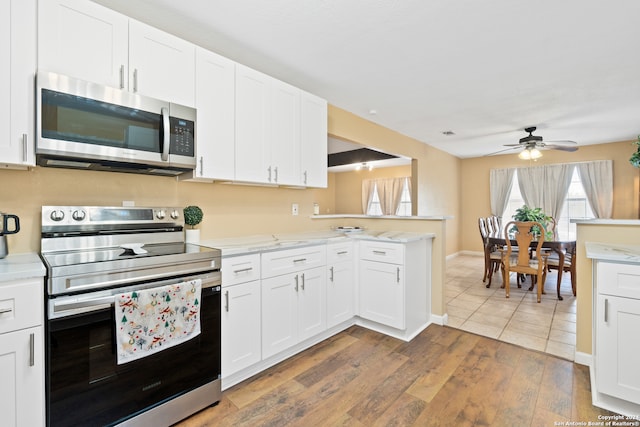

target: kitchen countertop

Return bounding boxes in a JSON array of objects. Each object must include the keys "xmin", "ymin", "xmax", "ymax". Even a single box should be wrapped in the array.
[
  {"xmin": 200, "ymin": 230, "xmax": 435, "ymax": 256},
  {"xmin": 585, "ymin": 242, "xmax": 640, "ymax": 263},
  {"xmin": 0, "ymin": 252, "xmax": 46, "ymax": 282}
]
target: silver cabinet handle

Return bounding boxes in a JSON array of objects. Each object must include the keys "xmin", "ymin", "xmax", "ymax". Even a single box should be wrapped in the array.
[
  {"xmin": 373, "ymin": 250, "xmax": 386, "ymax": 255},
  {"xmin": 119, "ymin": 65, "xmax": 125, "ymax": 89},
  {"xmin": 0, "ymin": 307, "xmax": 12, "ymax": 314},
  {"xmin": 293, "ymin": 258, "xmax": 307, "ymax": 263},
  {"xmin": 161, "ymin": 107, "xmax": 170, "ymax": 161},
  {"xmin": 397, "ymin": 267, "xmax": 400, "ymax": 283},
  {"xmin": 301, "ymin": 273, "xmax": 305, "ymax": 290},
  {"xmin": 303, "ymin": 171, "xmax": 307, "ymax": 185},
  {"xmin": 29, "ymin": 333, "xmax": 35, "ymax": 367},
  {"xmin": 22, "ymin": 134, "xmax": 27, "ymax": 162},
  {"xmin": 224, "ymin": 290, "xmax": 229, "ymax": 312},
  {"xmin": 604, "ymin": 298, "xmax": 608, "ymax": 323},
  {"xmin": 199, "ymin": 156, "xmax": 204, "ymax": 176},
  {"xmin": 274, "ymin": 167, "xmax": 278, "ymax": 183},
  {"xmin": 294, "ymin": 274, "xmax": 299, "ymax": 292},
  {"xmin": 233, "ymin": 267, "xmax": 253, "ymax": 274},
  {"xmin": 133, "ymin": 68, "xmax": 138, "ymax": 92},
  {"xmin": 329, "ymin": 266, "xmax": 334, "ymax": 282},
  {"xmin": 268, "ymin": 166, "xmax": 272, "ymax": 182},
  {"xmin": 337, "ymin": 251, "xmax": 348, "ymax": 255}
]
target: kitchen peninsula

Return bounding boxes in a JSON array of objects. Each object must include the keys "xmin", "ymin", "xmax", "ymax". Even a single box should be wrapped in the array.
[{"xmin": 201, "ymin": 226, "xmax": 437, "ymax": 389}]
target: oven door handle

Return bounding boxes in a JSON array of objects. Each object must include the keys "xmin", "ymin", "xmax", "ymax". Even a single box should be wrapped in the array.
[{"xmin": 52, "ymin": 296, "xmax": 115, "ymax": 314}]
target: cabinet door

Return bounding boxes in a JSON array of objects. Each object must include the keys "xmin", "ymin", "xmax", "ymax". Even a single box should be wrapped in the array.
[
  {"xmin": 298, "ymin": 267, "xmax": 326, "ymax": 341},
  {"xmin": 0, "ymin": 327, "xmax": 44, "ymax": 427},
  {"xmin": 235, "ymin": 64, "xmax": 271, "ymax": 183},
  {"xmin": 596, "ymin": 295, "xmax": 640, "ymax": 403},
  {"xmin": 221, "ymin": 281, "xmax": 261, "ymax": 377},
  {"xmin": 359, "ymin": 260, "xmax": 405, "ymax": 330},
  {"xmin": 327, "ymin": 261, "xmax": 354, "ymax": 328},
  {"xmin": 192, "ymin": 47, "xmax": 236, "ymax": 180},
  {"xmin": 129, "ymin": 20, "xmax": 196, "ymax": 107},
  {"xmin": 300, "ymin": 91, "xmax": 328, "ymax": 188},
  {"xmin": 270, "ymin": 79, "xmax": 300, "ymax": 185},
  {"xmin": 262, "ymin": 274, "xmax": 297, "ymax": 358},
  {"xmin": 38, "ymin": 0, "xmax": 128, "ymax": 88},
  {"xmin": 0, "ymin": 0, "xmax": 36, "ymax": 168}
]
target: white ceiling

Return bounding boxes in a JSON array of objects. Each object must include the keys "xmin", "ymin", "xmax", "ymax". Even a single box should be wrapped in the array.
[{"xmin": 93, "ymin": 0, "xmax": 640, "ymax": 159}]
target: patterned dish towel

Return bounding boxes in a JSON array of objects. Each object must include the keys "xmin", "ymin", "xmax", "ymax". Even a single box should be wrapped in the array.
[{"xmin": 115, "ymin": 279, "xmax": 202, "ymax": 365}]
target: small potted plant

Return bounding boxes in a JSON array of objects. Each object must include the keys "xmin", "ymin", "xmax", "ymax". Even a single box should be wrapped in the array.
[
  {"xmin": 511, "ymin": 205, "xmax": 553, "ymax": 240},
  {"xmin": 183, "ymin": 205, "xmax": 203, "ymax": 243}
]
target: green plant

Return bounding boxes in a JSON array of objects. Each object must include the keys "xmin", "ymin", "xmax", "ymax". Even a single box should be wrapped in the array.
[
  {"xmin": 183, "ymin": 206, "xmax": 203, "ymax": 229},
  {"xmin": 511, "ymin": 205, "xmax": 553, "ymax": 239},
  {"xmin": 630, "ymin": 136, "xmax": 640, "ymax": 168}
]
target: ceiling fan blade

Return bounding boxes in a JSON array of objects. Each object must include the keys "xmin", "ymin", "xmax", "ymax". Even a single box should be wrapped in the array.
[
  {"xmin": 544, "ymin": 144, "xmax": 579, "ymax": 152},
  {"xmin": 485, "ymin": 146, "xmax": 520, "ymax": 156},
  {"xmin": 502, "ymin": 143, "xmax": 522, "ymax": 147},
  {"xmin": 544, "ymin": 139, "xmax": 578, "ymax": 145}
]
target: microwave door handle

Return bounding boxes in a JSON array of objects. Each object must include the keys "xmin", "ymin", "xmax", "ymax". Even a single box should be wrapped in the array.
[{"xmin": 161, "ymin": 107, "xmax": 170, "ymax": 161}]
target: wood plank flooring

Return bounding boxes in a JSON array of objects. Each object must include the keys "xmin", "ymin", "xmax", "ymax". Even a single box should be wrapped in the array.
[{"xmin": 175, "ymin": 324, "xmax": 616, "ymax": 427}]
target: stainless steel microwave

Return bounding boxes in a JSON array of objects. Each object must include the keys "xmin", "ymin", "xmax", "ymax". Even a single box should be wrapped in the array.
[{"xmin": 36, "ymin": 71, "xmax": 196, "ymax": 176}]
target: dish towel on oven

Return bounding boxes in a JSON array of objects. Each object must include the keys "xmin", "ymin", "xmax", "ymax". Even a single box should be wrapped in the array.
[{"xmin": 115, "ymin": 279, "xmax": 202, "ymax": 365}]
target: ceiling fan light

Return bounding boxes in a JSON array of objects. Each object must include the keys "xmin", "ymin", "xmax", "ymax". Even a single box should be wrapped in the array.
[
  {"xmin": 518, "ymin": 150, "xmax": 531, "ymax": 160},
  {"xmin": 529, "ymin": 148, "xmax": 542, "ymax": 159}
]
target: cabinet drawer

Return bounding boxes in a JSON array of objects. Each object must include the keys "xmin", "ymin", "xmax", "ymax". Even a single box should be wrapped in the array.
[
  {"xmin": 222, "ymin": 254, "xmax": 261, "ymax": 286},
  {"xmin": 359, "ymin": 240, "xmax": 404, "ymax": 265},
  {"xmin": 327, "ymin": 242, "xmax": 354, "ymax": 263},
  {"xmin": 261, "ymin": 245, "xmax": 326, "ymax": 278},
  {"xmin": 597, "ymin": 261, "xmax": 640, "ymax": 299},
  {"xmin": 0, "ymin": 278, "xmax": 43, "ymax": 334}
]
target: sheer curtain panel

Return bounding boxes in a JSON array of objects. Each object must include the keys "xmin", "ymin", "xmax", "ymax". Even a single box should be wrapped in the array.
[
  {"xmin": 577, "ymin": 160, "xmax": 613, "ymax": 218},
  {"xmin": 490, "ymin": 168, "xmax": 515, "ymax": 217}
]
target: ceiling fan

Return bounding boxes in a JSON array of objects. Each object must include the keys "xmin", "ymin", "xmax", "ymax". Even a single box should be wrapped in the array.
[{"xmin": 489, "ymin": 127, "xmax": 579, "ymax": 159}]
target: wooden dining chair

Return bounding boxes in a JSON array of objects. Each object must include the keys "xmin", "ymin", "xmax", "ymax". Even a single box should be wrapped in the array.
[
  {"xmin": 501, "ymin": 221, "xmax": 550, "ymax": 303},
  {"xmin": 478, "ymin": 217, "xmax": 502, "ymax": 287},
  {"xmin": 546, "ymin": 242, "xmax": 576, "ymax": 300}
]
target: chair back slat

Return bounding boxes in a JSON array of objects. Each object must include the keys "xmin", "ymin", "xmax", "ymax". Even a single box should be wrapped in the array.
[
  {"xmin": 504, "ymin": 220, "xmax": 546, "ymax": 267},
  {"xmin": 478, "ymin": 217, "xmax": 488, "ymax": 239}
]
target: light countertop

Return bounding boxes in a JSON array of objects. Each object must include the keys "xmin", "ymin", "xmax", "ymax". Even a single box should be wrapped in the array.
[
  {"xmin": 200, "ymin": 230, "xmax": 435, "ymax": 256},
  {"xmin": 0, "ymin": 252, "xmax": 46, "ymax": 282},
  {"xmin": 585, "ymin": 242, "xmax": 640, "ymax": 263}
]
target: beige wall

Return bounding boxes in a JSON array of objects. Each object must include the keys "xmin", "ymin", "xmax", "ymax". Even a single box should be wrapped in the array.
[
  {"xmin": 459, "ymin": 140, "xmax": 640, "ymax": 253},
  {"xmin": 328, "ymin": 105, "xmax": 461, "ymax": 255},
  {"xmin": 332, "ymin": 164, "xmax": 412, "ymax": 214}
]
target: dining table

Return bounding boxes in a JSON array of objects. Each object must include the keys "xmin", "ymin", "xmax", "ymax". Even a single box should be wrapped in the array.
[{"xmin": 486, "ymin": 231, "xmax": 576, "ymax": 300}]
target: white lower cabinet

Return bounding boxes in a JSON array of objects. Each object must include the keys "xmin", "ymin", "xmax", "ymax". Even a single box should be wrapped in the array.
[
  {"xmin": 221, "ymin": 254, "xmax": 261, "ymax": 378},
  {"xmin": 0, "ymin": 276, "xmax": 44, "ymax": 427},
  {"xmin": 262, "ymin": 266, "xmax": 326, "ymax": 359},
  {"xmin": 594, "ymin": 260, "xmax": 640, "ymax": 406},
  {"xmin": 359, "ymin": 260, "xmax": 405, "ymax": 330},
  {"xmin": 326, "ymin": 242, "xmax": 354, "ymax": 328}
]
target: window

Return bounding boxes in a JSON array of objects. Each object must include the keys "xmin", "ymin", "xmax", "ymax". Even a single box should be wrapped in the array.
[
  {"xmin": 366, "ymin": 177, "xmax": 412, "ymax": 216},
  {"xmin": 502, "ymin": 168, "xmax": 593, "ymax": 240}
]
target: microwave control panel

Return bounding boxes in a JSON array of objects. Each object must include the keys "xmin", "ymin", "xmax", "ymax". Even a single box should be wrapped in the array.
[{"xmin": 169, "ymin": 117, "xmax": 195, "ymax": 156}]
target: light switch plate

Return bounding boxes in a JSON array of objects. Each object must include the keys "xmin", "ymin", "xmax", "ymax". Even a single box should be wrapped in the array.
[{"xmin": 292, "ymin": 203, "xmax": 299, "ymax": 216}]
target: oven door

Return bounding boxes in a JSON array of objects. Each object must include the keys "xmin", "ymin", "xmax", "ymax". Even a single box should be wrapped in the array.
[{"xmin": 46, "ymin": 272, "xmax": 220, "ymax": 427}]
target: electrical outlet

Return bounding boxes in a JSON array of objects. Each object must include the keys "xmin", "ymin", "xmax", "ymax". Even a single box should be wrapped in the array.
[{"xmin": 292, "ymin": 203, "xmax": 299, "ymax": 216}]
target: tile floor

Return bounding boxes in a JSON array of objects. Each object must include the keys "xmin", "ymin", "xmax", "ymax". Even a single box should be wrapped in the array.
[{"xmin": 446, "ymin": 254, "xmax": 577, "ymax": 360}]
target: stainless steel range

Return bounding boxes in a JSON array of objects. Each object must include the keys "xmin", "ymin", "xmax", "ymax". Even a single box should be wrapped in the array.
[{"xmin": 40, "ymin": 205, "xmax": 221, "ymax": 427}]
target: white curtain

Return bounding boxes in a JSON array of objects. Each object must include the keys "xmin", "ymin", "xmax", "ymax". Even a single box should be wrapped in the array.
[
  {"xmin": 577, "ymin": 160, "xmax": 613, "ymax": 218},
  {"xmin": 517, "ymin": 165, "xmax": 546, "ymax": 209},
  {"xmin": 489, "ymin": 168, "xmax": 515, "ymax": 217},
  {"xmin": 361, "ymin": 179, "xmax": 375, "ymax": 214},
  {"xmin": 543, "ymin": 163, "xmax": 575, "ymax": 220}
]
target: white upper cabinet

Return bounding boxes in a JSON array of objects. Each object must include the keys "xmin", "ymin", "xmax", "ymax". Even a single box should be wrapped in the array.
[
  {"xmin": 235, "ymin": 64, "xmax": 271, "ymax": 183},
  {"xmin": 38, "ymin": 0, "xmax": 128, "ymax": 88},
  {"xmin": 38, "ymin": 0, "xmax": 196, "ymax": 106},
  {"xmin": 269, "ymin": 79, "xmax": 301, "ymax": 186},
  {"xmin": 0, "ymin": 0, "xmax": 37, "ymax": 168},
  {"xmin": 128, "ymin": 20, "xmax": 195, "ymax": 107},
  {"xmin": 300, "ymin": 91, "xmax": 328, "ymax": 188},
  {"xmin": 185, "ymin": 47, "xmax": 236, "ymax": 181}
]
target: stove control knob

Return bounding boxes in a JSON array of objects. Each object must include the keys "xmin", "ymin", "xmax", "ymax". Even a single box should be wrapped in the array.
[
  {"xmin": 170, "ymin": 209, "xmax": 180, "ymax": 220},
  {"xmin": 156, "ymin": 209, "xmax": 166, "ymax": 220},
  {"xmin": 50, "ymin": 210, "xmax": 65, "ymax": 222},
  {"xmin": 72, "ymin": 210, "xmax": 86, "ymax": 221}
]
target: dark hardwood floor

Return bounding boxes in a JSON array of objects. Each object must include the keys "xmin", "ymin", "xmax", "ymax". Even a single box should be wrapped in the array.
[{"xmin": 176, "ymin": 324, "xmax": 615, "ymax": 427}]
